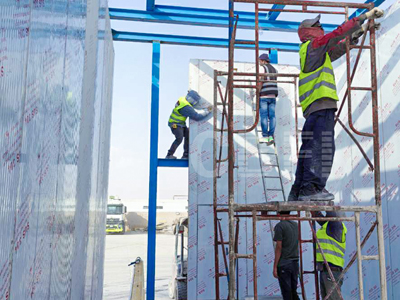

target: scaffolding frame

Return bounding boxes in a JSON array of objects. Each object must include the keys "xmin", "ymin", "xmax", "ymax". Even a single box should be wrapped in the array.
[{"xmin": 212, "ymin": 0, "xmax": 388, "ymax": 299}]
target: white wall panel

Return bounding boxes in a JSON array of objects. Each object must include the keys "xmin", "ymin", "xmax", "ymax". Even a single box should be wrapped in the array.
[{"xmin": 0, "ymin": 1, "xmax": 114, "ymax": 299}]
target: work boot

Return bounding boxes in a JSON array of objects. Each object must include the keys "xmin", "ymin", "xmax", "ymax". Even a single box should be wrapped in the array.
[
  {"xmin": 298, "ymin": 185, "xmax": 335, "ymax": 201},
  {"xmin": 259, "ymin": 136, "xmax": 269, "ymax": 143},
  {"xmin": 267, "ymin": 136, "xmax": 275, "ymax": 145},
  {"xmin": 181, "ymin": 155, "xmax": 189, "ymax": 160},
  {"xmin": 287, "ymin": 186, "xmax": 300, "ymax": 201},
  {"xmin": 165, "ymin": 155, "xmax": 177, "ymax": 159}
]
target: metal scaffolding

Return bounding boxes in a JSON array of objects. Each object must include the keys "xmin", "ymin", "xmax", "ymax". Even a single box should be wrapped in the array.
[{"xmin": 213, "ymin": 0, "xmax": 387, "ymax": 299}]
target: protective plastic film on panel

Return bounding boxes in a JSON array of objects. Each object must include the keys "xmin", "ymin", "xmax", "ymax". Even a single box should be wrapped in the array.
[{"xmin": 0, "ymin": 1, "xmax": 114, "ymax": 300}]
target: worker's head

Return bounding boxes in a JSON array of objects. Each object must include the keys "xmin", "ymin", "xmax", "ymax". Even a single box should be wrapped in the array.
[
  {"xmin": 298, "ymin": 14, "xmax": 324, "ymax": 42},
  {"xmin": 259, "ymin": 53, "xmax": 270, "ymax": 65},
  {"xmin": 186, "ymin": 90, "xmax": 201, "ymax": 106}
]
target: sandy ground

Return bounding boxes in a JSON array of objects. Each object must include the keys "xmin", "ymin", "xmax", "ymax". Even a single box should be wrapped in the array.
[{"xmin": 103, "ymin": 232, "xmax": 175, "ymax": 300}]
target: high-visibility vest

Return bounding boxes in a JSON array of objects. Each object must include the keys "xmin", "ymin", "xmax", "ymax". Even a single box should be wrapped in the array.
[
  {"xmin": 168, "ymin": 97, "xmax": 192, "ymax": 125},
  {"xmin": 299, "ymin": 40, "xmax": 339, "ymax": 112},
  {"xmin": 316, "ymin": 222, "xmax": 347, "ymax": 268}
]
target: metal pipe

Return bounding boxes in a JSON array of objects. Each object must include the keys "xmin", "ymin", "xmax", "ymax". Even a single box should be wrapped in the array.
[
  {"xmin": 337, "ymin": 118, "xmax": 374, "ymax": 170},
  {"xmin": 228, "ymin": 2, "xmax": 237, "ymax": 298},
  {"xmin": 213, "ymin": 71, "xmax": 221, "ymax": 300},
  {"xmin": 259, "ymin": 7, "xmax": 346, "ymax": 15},
  {"xmin": 234, "ymin": 0, "xmax": 372, "ymax": 9},
  {"xmin": 371, "ymin": 19, "xmax": 387, "ymax": 298},
  {"xmin": 252, "ymin": 211, "xmax": 258, "ymax": 300},
  {"xmin": 335, "ymin": 27, "xmax": 368, "ymax": 123},
  {"xmin": 297, "ymin": 215, "xmax": 308, "ymax": 300},
  {"xmin": 355, "ymin": 212, "xmax": 365, "ymax": 300}
]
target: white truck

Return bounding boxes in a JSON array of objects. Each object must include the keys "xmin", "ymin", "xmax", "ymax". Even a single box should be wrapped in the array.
[{"xmin": 106, "ymin": 197, "xmax": 127, "ymax": 234}]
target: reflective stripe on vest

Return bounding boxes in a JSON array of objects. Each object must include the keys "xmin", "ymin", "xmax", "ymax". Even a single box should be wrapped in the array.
[
  {"xmin": 316, "ymin": 222, "xmax": 347, "ymax": 268},
  {"xmin": 299, "ymin": 41, "xmax": 339, "ymax": 112},
  {"xmin": 168, "ymin": 97, "xmax": 192, "ymax": 125}
]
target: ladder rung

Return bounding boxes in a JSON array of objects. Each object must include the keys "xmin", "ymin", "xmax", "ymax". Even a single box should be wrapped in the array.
[
  {"xmin": 218, "ymin": 241, "xmax": 229, "ymax": 245},
  {"xmin": 263, "ymin": 176, "xmax": 280, "ymax": 179},
  {"xmin": 235, "ymin": 254, "xmax": 253, "ymax": 259},
  {"xmin": 235, "ymin": 40, "xmax": 256, "ymax": 45},
  {"xmin": 303, "ymin": 270, "xmax": 316, "ymax": 274},
  {"xmin": 216, "ymin": 102, "xmax": 225, "ymax": 105},
  {"xmin": 301, "ymin": 239, "xmax": 313, "ymax": 243},
  {"xmin": 218, "ymin": 273, "xmax": 228, "ymax": 277},
  {"xmin": 259, "ymin": 152, "xmax": 276, "ymax": 155},
  {"xmin": 263, "ymin": 164, "xmax": 278, "ymax": 167},
  {"xmin": 362, "ymin": 255, "xmax": 379, "ymax": 261},
  {"xmin": 350, "ymin": 45, "xmax": 372, "ymax": 50},
  {"xmin": 350, "ymin": 87, "xmax": 373, "ymax": 91},
  {"xmin": 265, "ymin": 188, "xmax": 282, "ymax": 191}
]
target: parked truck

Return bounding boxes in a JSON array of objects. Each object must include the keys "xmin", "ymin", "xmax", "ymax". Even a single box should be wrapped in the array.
[{"xmin": 106, "ymin": 197, "xmax": 127, "ymax": 234}]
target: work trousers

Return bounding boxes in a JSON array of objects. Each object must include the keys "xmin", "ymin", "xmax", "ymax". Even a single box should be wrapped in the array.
[
  {"xmin": 320, "ymin": 270, "xmax": 343, "ymax": 300},
  {"xmin": 167, "ymin": 126, "xmax": 189, "ymax": 157},
  {"xmin": 277, "ymin": 260, "xmax": 301, "ymax": 300},
  {"xmin": 293, "ymin": 109, "xmax": 336, "ymax": 191},
  {"xmin": 259, "ymin": 97, "xmax": 276, "ymax": 137}
]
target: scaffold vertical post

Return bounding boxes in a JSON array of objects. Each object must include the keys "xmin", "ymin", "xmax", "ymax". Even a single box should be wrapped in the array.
[
  {"xmin": 228, "ymin": 0, "xmax": 237, "ymax": 298},
  {"xmin": 355, "ymin": 212, "xmax": 364, "ymax": 300},
  {"xmin": 146, "ymin": 41, "xmax": 160, "ymax": 300}
]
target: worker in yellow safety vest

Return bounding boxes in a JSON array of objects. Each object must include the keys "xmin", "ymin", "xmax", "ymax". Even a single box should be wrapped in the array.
[
  {"xmin": 166, "ymin": 90, "xmax": 212, "ymax": 160},
  {"xmin": 312, "ymin": 211, "xmax": 347, "ymax": 300},
  {"xmin": 288, "ymin": 8, "xmax": 384, "ymax": 201}
]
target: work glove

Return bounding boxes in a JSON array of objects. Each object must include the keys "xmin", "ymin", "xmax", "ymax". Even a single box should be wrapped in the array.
[
  {"xmin": 365, "ymin": 7, "xmax": 384, "ymax": 19},
  {"xmin": 352, "ymin": 22, "xmax": 381, "ymax": 42}
]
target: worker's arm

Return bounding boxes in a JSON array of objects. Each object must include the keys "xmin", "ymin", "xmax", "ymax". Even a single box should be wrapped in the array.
[
  {"xmin": 273, "ymin": 241, "xmax": 282, "ymax": 278},
  {"xmin": 178, "ymin": 106, "xmax": 211, "ymax": 121},
  {"xmin": 312, "ymin": 16, "xmax": 365, "ymax": 51},
  {"xmin": 273, "ymin": 223, "xmax": 283, "ymax": 278},
  {"xmin": 311, "ymin": 211, "xmax": 327, "ymax": 227}
]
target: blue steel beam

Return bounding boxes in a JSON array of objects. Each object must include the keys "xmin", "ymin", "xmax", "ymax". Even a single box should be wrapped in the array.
[
  {"xmin": 147, "ymin": 41, "xmax": 160, "ymax": 300},
  {"xmin": 158, "ymin": 159, "xmax": 189, "ymax": 168},
  {"xmin": 109, "ymin": 7, "xmax": 339, "ymax": 32},
  {"xmin": 112, "ymin": 30, "xmax": 300, "ymax": 52},
  {"xmin": 147, "ymin": 0, "xmax": 155, "ymax": 11},
  {"xmin": 266, "ymin": 4, "xmax": 286, "ymax": 21},
  {"xmin": 350, "ymin": 0, "xmax": 386, "ymax": 19}
]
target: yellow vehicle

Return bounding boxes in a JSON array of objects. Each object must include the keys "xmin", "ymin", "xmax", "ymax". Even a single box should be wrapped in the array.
[{"xmin": 106, "ymin": 197, "xmax": 127, "ymax": 234}]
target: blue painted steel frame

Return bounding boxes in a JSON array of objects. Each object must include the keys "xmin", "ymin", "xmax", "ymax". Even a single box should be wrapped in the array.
[
  {"xmin": 147, "ymin": 41, "xmax": 160, "ymax": 300},
  {"xmin": 112, "ymin": 30, "xmax": 300, "ymax": 52},
  {"xmin": 109, "ymin": 7, "xmax": 338, "ymax": 32},
  {"xmin": 147, "ymin": 0, "xmax": 155, "ymax": 11},
  {"xmin": 158, "ymin": 158, "xmax": 189, "ymax": 167}
]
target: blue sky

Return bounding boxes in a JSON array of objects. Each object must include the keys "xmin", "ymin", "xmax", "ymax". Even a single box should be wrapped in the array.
[{"xmin": 107, "ymin": 0, "xmax": 394, "ymax": 201}]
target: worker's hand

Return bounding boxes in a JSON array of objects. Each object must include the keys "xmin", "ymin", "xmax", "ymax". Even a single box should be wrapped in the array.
[
  {"xmin": 365, "ymin": 7, "xmax": 384, "ymax": 19},
  {"xmin": 273, "ymin": 267, "xmax": 278, "ymax": 279},
  {"xmin": 362, "ymin": 22, "xmax": 381, "ymax": 32}
]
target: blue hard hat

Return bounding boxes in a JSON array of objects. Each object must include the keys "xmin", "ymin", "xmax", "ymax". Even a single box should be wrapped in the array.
[
  {"xmin": 259, "ymin": 53, "xmax": 270, "ymax": 62},
  {"xmin": 186, "ymin": 90, "xmax": 201, "ymax": 105}
]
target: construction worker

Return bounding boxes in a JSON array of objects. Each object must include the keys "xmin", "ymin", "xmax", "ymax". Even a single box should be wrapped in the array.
[
  {"xmin": 258, "ymin": 53, "xmax": 279, "ymax": 144},
  {"xmin": 312, "ymin": 211, "xmax": 347, "ymax": 300},
  {"xmin": 273, "ymin": 211, "xmax": 300, "ymax": 300},
  {"xmin": 288, "ymin": 8, "xmax": 384, "ymax": 201},
  {"xmin": 166, "ymin": 90, "xmax": 212, "ymax": 159}
]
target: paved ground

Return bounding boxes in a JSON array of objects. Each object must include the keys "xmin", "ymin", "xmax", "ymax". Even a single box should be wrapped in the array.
[{"xmin": 103, "ymin": 232, "xmax": 175, "ymax": 300}]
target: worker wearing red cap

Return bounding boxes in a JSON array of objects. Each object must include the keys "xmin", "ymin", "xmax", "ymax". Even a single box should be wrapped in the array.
[{"xmin": 289, "ymin": 8, "xmax": 384, "ymax": 201}]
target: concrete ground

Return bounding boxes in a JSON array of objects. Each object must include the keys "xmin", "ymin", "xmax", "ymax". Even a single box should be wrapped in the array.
[{"xmin": 103, "ymin": 232, "xmax": 175, "ymax": 300}]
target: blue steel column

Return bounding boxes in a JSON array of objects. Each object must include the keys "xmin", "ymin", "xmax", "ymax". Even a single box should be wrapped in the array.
[
  {"xmin": 147, "ymin": 0, "xmax": 155, "ymax": 11},
  {"xmin": 147, "ymin": 41, "xmax": 160, "ymax": 300},
  {"xmin": 269, "ymin": 49, "xmax": 278, "ymax": 63}
]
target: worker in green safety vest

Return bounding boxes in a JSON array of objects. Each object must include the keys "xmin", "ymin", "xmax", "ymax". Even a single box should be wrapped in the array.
[
  {"xmin": 312, "ymin": 211, "xmax": 347, "ymax": 300},
  {"xmin": 166, "ymin": 90, "xmax": 212, "ymax": 159},
  {"xmin": 288, "ymin": 8, "xmax": 384, "ymax": 201}
]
